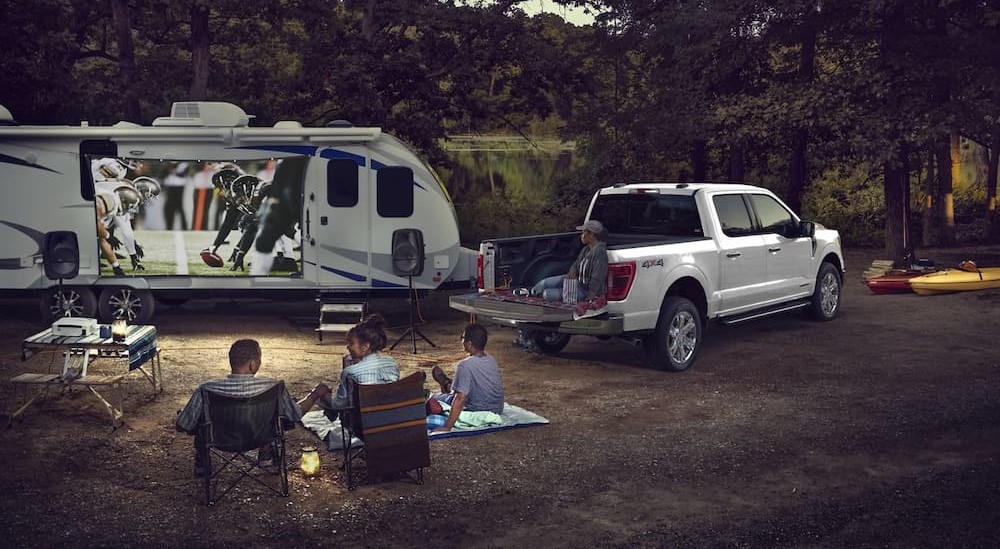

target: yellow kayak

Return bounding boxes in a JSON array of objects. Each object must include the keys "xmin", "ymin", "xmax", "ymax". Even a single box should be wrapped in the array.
[{"xmin": 908, "ymin": 265, "xmax": 1000, "ymax": 295}]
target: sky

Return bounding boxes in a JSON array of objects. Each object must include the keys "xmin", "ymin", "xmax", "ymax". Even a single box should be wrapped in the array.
[{"xmin": 516, "ymin": 1, "xmax": 597, "ymax": 26}]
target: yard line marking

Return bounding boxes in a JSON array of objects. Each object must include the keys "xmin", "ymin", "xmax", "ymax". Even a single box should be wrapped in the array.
[{"xmin": 174, "ymin": 231, "xmax": 189, "ymax": 275}]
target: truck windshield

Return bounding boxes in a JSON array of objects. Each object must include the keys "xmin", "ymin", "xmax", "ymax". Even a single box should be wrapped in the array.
[{"xmin": 590, "ymin": 194, "xmax": 703, "ymax": 237}]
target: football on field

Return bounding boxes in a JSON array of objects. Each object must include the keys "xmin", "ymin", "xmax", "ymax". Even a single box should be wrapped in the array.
[{"xmin": 200, "ymin": 249, "xmax": 224, "ymax": 268}]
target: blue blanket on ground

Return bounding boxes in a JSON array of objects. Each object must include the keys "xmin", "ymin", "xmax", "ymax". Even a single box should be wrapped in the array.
[{"xmin": 300, "ymin": 403, "xmax": 549, "ymax": 450}]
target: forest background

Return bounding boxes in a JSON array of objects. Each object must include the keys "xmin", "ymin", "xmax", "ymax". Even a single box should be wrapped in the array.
[{"xmin": 1, "ymin": 0, "xmax": 998, "ymax": 264}]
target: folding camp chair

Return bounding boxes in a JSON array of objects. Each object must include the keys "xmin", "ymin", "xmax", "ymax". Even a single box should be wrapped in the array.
[
  {"xmin": 197, "ymin": 382, "xmax": 290, "ymax": 505},
  {"xmin": 339, "ymin": 371, "xmax": 430, "ymax": 490}
]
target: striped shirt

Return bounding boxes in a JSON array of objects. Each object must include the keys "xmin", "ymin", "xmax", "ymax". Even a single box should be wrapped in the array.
[
  {"xmin": 329, "ymin": 353, "xmax": 400, "ymax": 409},
  {"xmin": 175, "ymin": 374, "xmax": 301, "ymax": 433}
]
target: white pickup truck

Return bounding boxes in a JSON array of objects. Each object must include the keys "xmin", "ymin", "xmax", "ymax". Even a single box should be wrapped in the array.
[{"xmin": 449, "ymin": 182, "xmax": 845, "ymax": 371}]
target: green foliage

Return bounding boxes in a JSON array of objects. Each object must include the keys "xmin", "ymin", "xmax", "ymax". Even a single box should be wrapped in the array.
[{"xmin": 802, "ymin": 166, "xmax": 886, "ymax": 247}]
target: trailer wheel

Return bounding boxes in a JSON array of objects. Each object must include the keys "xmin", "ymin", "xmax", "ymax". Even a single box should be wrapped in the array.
[
  {"xmin": 531, "ymin": 331, "xmax": 571, "ymax": 354},
  {"xmin": 98, "ymin": 287, "xmax": 155, "ymax": 324},
  {"xmin": 39, "ymin": 286, "xmax": 97, "ymax": 323},
  {"xmin": 643, "ymin": 296, "xmax": 702, "ymax": 372}
]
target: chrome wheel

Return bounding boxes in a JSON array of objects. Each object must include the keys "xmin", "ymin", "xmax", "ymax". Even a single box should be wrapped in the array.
[
  {"xmin": 819, "ymin": 271, "xmax": 840, "ymax": 317},
  {"xmin": 668, "ymin": 310, "xmax": 698, "ymax": 364},
  {"xmin": 98, "ymin": 287, "xmax": 155, "ymax": 324},
  {"xmin": 39, "ymin": 287, "xmax": 97, "ymax": 322},
  {"xmin": 809, "ymin": 262, "xmax": 841, "ymax": 321}
]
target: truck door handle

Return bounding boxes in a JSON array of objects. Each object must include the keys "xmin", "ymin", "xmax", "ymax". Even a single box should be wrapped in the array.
[
  {"xmin": 726, "ymin": 252, "xmax": 741, "ymax": 258},
  {"xmin": 768, "ymin": 247, "xmax": 781, "ymax": 253}
]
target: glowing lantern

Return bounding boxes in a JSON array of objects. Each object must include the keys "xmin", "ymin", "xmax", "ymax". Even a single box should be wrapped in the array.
[
  {"xmin": 300, "ymin": 446, "xmax": 320, "ymax": 476},
  {"xmin": 111, "ymin": 318, "xmax": 128, "ymax": 342}
]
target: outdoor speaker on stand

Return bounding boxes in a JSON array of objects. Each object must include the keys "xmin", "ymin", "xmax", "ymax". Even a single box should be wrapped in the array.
[
  {"xmin": 389, "ymin": 229, "xmax": 436, "ymax": 353},
  {"xmin": 43, "ymin": 231, "xmax": 80, "ymax": 318}
]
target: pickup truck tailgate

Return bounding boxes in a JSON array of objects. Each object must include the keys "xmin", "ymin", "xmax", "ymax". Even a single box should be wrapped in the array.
[{"xmin": 449, "ymin": 292, "xmax": 575, "ymax": 322}]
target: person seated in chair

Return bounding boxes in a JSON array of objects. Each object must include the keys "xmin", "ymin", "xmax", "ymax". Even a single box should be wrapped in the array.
[
  {"xmin": 175, "ymin": 338, "xmax": 331, "ymax": 475},
  {"xmin": 428, "ymin": 323, "xmax": 504, "ymax": 432},
  {"xmin": 323, "ymin": 313, "xmax": 401, "ymax": 413}
]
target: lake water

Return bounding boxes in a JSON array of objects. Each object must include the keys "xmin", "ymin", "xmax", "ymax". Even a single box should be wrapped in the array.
[{"xmin": 435, "ymin": 137, "xmax": 583, "ymax": 245}]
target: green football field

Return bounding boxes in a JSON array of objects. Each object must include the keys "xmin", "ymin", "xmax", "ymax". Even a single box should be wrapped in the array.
[{"xmin": 97, "ymin": 230, "xmax": 299, "ymax": 277}]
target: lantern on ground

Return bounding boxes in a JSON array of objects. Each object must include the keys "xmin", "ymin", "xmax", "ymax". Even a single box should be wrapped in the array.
[{"xmin": 300, "ymin": 446, "xmax": 320, "ymax": 476}]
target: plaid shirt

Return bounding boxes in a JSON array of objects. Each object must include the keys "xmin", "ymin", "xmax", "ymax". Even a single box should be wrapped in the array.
[
  {"xmin": 328, "ymin": 353, "xmax": 400, "ymax": 409},
  {"xmin": 175, "ymin": 374, "xmax": 301, "ymax": 433}
]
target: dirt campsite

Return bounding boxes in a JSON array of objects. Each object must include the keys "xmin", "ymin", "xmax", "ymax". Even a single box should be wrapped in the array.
[{"xmin": 1, "ymin": 246, "xmax": 999, "ymax": 548}]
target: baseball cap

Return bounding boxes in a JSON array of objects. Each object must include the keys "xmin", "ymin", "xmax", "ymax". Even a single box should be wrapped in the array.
[{"xmin": 575, "ymin": 219, "xmax": 605, "ymax": 234}]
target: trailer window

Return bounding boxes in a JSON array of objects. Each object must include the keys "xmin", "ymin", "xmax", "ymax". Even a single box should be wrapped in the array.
[
  {"xmin": 327, "ymin": 159, "xmax": 358, "ymax": 207},
  {"xmin": 713, "ymin": 194, "xmax": 755, "ymax": 237},
  {"xmin": 376, "ymin": 167, "xmax": 414, "ymax": 217}
]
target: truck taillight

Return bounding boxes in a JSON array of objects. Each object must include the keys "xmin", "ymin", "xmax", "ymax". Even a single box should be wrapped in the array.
[
  {"xmin": 606, "ymin": 262, "xmax": 635, "ymax": 301},
  {"xmin": 477, "ymin": 254, "xmax": 484, "ymax": 289}
]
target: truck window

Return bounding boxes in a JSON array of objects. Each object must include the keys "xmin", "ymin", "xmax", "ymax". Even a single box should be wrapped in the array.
[
  {"xmin": 590, "ymin": 194, "xmax": 702, "ymax": 236},
  {"xmin": 376, "ymin": 166, "xmax": 414, "ymax": 217},
  {"xmin": 713, "ymin": 194, "xmax": 755, "ymax": 237},
  {"xmin": 749, "ymin": 194, "xmax": 795, "ymax": 234},
  {"xmin": 327, "ymin": 159, "xmax": 358, "ymax": 207}
]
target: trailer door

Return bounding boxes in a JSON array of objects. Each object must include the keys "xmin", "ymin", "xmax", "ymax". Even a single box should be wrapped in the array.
[{"xmin": 314, "ymin": 151, "xmax": 371, "ymax": 288}]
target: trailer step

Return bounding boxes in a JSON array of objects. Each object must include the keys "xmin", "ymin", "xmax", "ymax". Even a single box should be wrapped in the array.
[
  {"xmin": 320, "ymin": 303, "xmax": 364, "ymax": 314},
  {"xmin": 316, "ymin": 323, "xmax": 356, "ymax": 332},
  {"xmin": 317, "ymin": 299, "xmax": 367, "ymax": 343}
]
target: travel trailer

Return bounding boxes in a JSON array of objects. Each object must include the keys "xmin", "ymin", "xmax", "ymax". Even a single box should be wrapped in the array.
[{"xmin": 0, "ymin": 102, "xmax": 475, "ymax": 323}]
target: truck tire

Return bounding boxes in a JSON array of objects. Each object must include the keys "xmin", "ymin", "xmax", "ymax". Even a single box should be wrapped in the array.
[
  {"xmin": 644, "ymin": 296, "xmax": 702, "ymax": 372},
  {"xmin": 98, "ymin": 287, "xmax": 155, "ymax": 324},
  {"xmin": 531, "ymin": 331, "xmax": 572, "ymax": 354},
  {"xmin": 808, "ymin": 262, "xmax": 841, "ymax": 321},
  {"xmin": 39, "ymin": 286, "xmax": 97, "ymax": 323}
]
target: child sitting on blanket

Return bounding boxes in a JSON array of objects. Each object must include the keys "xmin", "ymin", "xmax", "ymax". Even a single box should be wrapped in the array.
[{"xmin": 427, "ymin": 323, "xmax": 504, "ymax": 432}]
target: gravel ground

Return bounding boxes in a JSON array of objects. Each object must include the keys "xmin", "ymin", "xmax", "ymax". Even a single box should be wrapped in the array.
[{"xmin": 1, "ymin": 246, "xmax": 999, "ymax": 548}]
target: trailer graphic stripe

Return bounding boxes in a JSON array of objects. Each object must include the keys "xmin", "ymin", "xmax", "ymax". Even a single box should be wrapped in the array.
[
  {"xmin": 0, "ymin": 220, "xmax": 43, "ymax": 267},
  {"xmin": 320, "ymin": 148, "xmax": 366, "ymax": 166},
  {"xmin": 320, "ymin": 265, "xmax": 366, "ymax": 282},
  {"xmin": 0, "ymin": 153, "xmax": 60, "ymax": 174}
]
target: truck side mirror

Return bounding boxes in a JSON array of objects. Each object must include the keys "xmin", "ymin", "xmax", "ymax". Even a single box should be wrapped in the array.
[{"xmin": 799, "ymin": 221, "xmax": 815, "ymax": 238}]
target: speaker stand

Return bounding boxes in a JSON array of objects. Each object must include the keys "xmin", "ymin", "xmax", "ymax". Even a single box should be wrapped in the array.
[{"xmin": 390, "ymin": 276, "xmax": 436, "ymax": 353}]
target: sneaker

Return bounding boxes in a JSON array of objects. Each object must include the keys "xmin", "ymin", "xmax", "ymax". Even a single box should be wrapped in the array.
[
  {"xmin": 112, "ymin": 266, "xmax": 126, "ymax": 277},
  {"xmin": 431, "ymin": 365, "xmax": 452, "ymax": 393}
]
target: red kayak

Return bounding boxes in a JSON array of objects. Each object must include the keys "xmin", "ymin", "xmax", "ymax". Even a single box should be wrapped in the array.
[{"xmin": 864, "ymin": 270, "xmax": 925, "ymax": 294}]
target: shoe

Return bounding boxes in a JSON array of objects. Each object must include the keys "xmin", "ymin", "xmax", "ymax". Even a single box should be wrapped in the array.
[
  {"xmin": 431, "ymin": 365, "xmax": 452, "ymax": 393},
  {"xmin": 112, "ymin": 266, "xmax": 126, "ymax": 277}
]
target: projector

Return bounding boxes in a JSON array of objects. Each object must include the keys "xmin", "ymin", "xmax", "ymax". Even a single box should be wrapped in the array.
[{"xmin": 52, "ymin": 317, "xmax": 99, "ymax": 337}]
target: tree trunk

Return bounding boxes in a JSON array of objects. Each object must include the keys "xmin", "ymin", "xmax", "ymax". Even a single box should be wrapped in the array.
[
  {"xmin": 110, "ymin": 0, "xmax": 139, "ymax": 122},
  {"xmin": 883, "ymin": 151, "xmax": 912, "ymax": 266},
  {"xmin": 727, "ymin": 143, "xmax": 744, "ymax": 182},
  {"xmin": 189, "ymin": 4, "xmax": 210, "ymax": 100},
  {"xmin": 921, "ymin": 151, "xmax": 936, "ymax": 247},
  {"xmin": 691, "ymin": 140, "xmax": 707, "ymax": 181},
  {"xmin": 786, "ymin": 17, "xmax": 816, "ymax": 214},
  {"xmin": 934, "ymin": 139, "xmax": 955, "ymax": 245},
  {"xmin": 988, "ymin": 130, "xmax": 998, "ymax": 212},
  {"xmin": 362, "ymin": 0, "xmax": 376, "ymax": 41},
  {"xmin": 788, "ymin": 128, "xmax": 807, "ymax": 213}
]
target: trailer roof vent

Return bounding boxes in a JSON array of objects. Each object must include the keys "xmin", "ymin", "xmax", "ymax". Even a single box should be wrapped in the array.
[
  {"xmin": 273, "ymin": 120, "xmax": 302, "ymax": 129},
  {"xmin": 152, "ymin": 102, "xmax": 253, "ymax": 127}
]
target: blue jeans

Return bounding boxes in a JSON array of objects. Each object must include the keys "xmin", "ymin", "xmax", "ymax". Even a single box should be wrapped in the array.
[{"xmin": 531, "ymin": 275, "xmax": 587, "ymax": 302}]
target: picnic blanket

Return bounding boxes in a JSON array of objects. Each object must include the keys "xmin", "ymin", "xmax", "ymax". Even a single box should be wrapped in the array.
[{"xmin": 300, "ymin": 403, "xmax": 549, "ymax": 450}]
